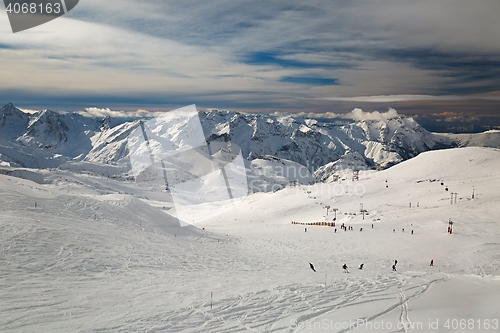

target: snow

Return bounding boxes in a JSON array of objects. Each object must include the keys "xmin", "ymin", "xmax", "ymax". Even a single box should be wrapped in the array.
[
  {"xmin": 442, "ymin": 131, "xmax": 500, "ymax": 149},
  {"xmin": 1, "ymin": 147, "xmax": 499, "ymax": 332},
  {"xmin": 0, "ymin": 103, "xmax": 464, "ymax": 174}
]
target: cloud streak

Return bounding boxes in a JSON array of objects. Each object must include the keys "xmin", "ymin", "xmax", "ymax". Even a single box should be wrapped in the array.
[
  {"xmin": 0, "ymin": 0, "xmax": 499, "ymax": 120},
  {"xmin": 316, "ymin": 95, "xmax": 500, "ymax": 103}
]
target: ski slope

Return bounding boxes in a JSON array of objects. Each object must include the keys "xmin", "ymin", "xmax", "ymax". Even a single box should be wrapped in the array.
[{"xmin": 1, "ymin": 147, "xmax": 499, "ymax": 332}]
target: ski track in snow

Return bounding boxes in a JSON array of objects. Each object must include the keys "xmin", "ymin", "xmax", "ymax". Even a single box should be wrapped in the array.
[
  {"xmin": 1, "ymin": 147, "xmax": 500, "ymax": 332},
  {"xmin": 113, "ymin": 276, "xmax": 440, "ymax": 333},
  {"xmin": 398, "ymin": 288, "xmax": 410, "ymax": 332}
]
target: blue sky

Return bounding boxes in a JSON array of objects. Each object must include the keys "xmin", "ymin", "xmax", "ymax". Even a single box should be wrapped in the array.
[{"xmin": 0, "ymin": 0, "xmax": 499, "ymax": 125}]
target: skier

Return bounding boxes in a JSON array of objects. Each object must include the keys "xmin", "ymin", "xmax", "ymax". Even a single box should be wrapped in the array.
[
  {"xmin": 411, "ymin": 230, "xmax": 414, "ymax": 234},
  {"xmin": 305, "ymin": 228, "xmax": 307, "ymax": 232},
  {"xmin": 392, "ymin": 264, "xmax": 397, "ymax": 271},
  {"xmin": 359, "ymin": 263, "xmax": 364, "ymax": 270},
  {"xmin": 309, "ymin": 263, "xmax": 316, "ymax": 272},
  {"xmin": 430, "ymin": 259, "xmax": 434, "ymax": 266},
  {"xmin": 343, "ymin": 264, "xmax": 349, "ymax": 273},
  {"xmin": 394, "ymin": 260, "xmax": 398, "ymax": 266}
]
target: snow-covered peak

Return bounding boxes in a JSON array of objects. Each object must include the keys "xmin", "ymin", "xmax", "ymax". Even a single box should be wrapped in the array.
[
  {"xmin": 0, "ymin": 103, "xmax": 493, "ymax": 179},
  {"xmin": 0, "ymin": 102, "xmax": 30, "ymax": 140},
  {"xmin": 198, "ymin": 108, "xmax": 446, "ymax": 174},
  {"xmin": 1, "ymin": 102, "xmax": 27, "ymax": 118},
  {"xmin": 20, "ymin": 109, "xmax": 70, "ymax": 149}
]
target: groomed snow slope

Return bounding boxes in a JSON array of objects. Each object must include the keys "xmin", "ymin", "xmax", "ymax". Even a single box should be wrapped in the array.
[{"xmin": 1, "ymin": 147, "xmax": 499, "ymax": 332}]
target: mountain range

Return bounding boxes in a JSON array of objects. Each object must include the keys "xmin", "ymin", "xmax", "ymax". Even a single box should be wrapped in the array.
[{"xmin": 1, "ymin": 102, "xmax": 498, "ymax": 183}]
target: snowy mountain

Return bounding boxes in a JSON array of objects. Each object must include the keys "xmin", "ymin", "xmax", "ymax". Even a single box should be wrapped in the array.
[
  {"xmin": 198, "ymin": 109, "xmax": 452, "ymax": 172},
  {"xmin": 0, "ymin": 103, "xmax": 495, "ymax": 182},
  {"xmin": 1, "ymin": 107, "xmax": 499, "ymax": 332},
  {"xmin": 440, "ymin": 130, "xmax": 500, "ymax": 149},
  {"xmin": 0, "ymin": 103, "xmax": 105, "ymax": 168},
  {"xmin": 1, "ymin": 146, "xmax": 499, "ymax": 332}
]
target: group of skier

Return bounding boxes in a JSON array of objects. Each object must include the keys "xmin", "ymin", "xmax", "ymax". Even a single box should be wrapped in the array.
[
  {"xmin": 330, "ymin": 223, "xmax": 415, "ymax": 234},
  {"xmin": 393, "ymin": 228, "xmax": 414, "ymax": 234},
  {"xmin": 310, "ymin": 259, "xmax": 435, "ymax": 273},
  {"xmin": 306, "ymin": 222, "xmax": 437, "ymax": 274}
]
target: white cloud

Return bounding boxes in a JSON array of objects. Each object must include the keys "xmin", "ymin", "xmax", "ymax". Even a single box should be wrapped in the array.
[
  {"xmin": 272, "ymin": 108, "xmax": 401, "ymax": 121},
  {"xmin": 80, "ymin": 107, "xmax": 128, "ymax": 118},
  {"xmin": 79, "ymin": 107, "xmax": 165, "ymax": 118},
  {"xmin": 348, "ymin": 108, "xmax": 400, "ymax": 121}
]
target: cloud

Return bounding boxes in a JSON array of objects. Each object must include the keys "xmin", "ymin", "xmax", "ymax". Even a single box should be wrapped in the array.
[
  {"xmin": 79, "ymin": 107, "xmax": 164, "ymax": 118},
  {"xmin": 80, "ymin": 107, "xmax": 129, "ymax": 118},
  {"xmin": 271, "ymin": 108, "xmax": 401, "ymax": 121},
  {"xmin": 1, "ymin": 0, "xmax": 500, "ymax": 115},
  {"xmin": 429, "ymin": 111, "xmax": 479, "ymax": 122},
  {"xmin": 316, "ymin": 95, "xmax": 500, "ymax": 103},
  {"xmin": 347, "ymin": 108, "xmax": 400, "ymax": 121}
]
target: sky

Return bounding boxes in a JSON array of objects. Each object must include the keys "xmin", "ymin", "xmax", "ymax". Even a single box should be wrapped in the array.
[{"xmin": 1, "ymin": 0, "xmax": 499, "ymax": 131}]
